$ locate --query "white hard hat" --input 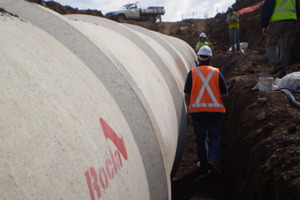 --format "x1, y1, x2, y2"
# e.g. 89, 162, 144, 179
199, 32, 207, 38
197, 46, 212, 56
197, 46, 212, 61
